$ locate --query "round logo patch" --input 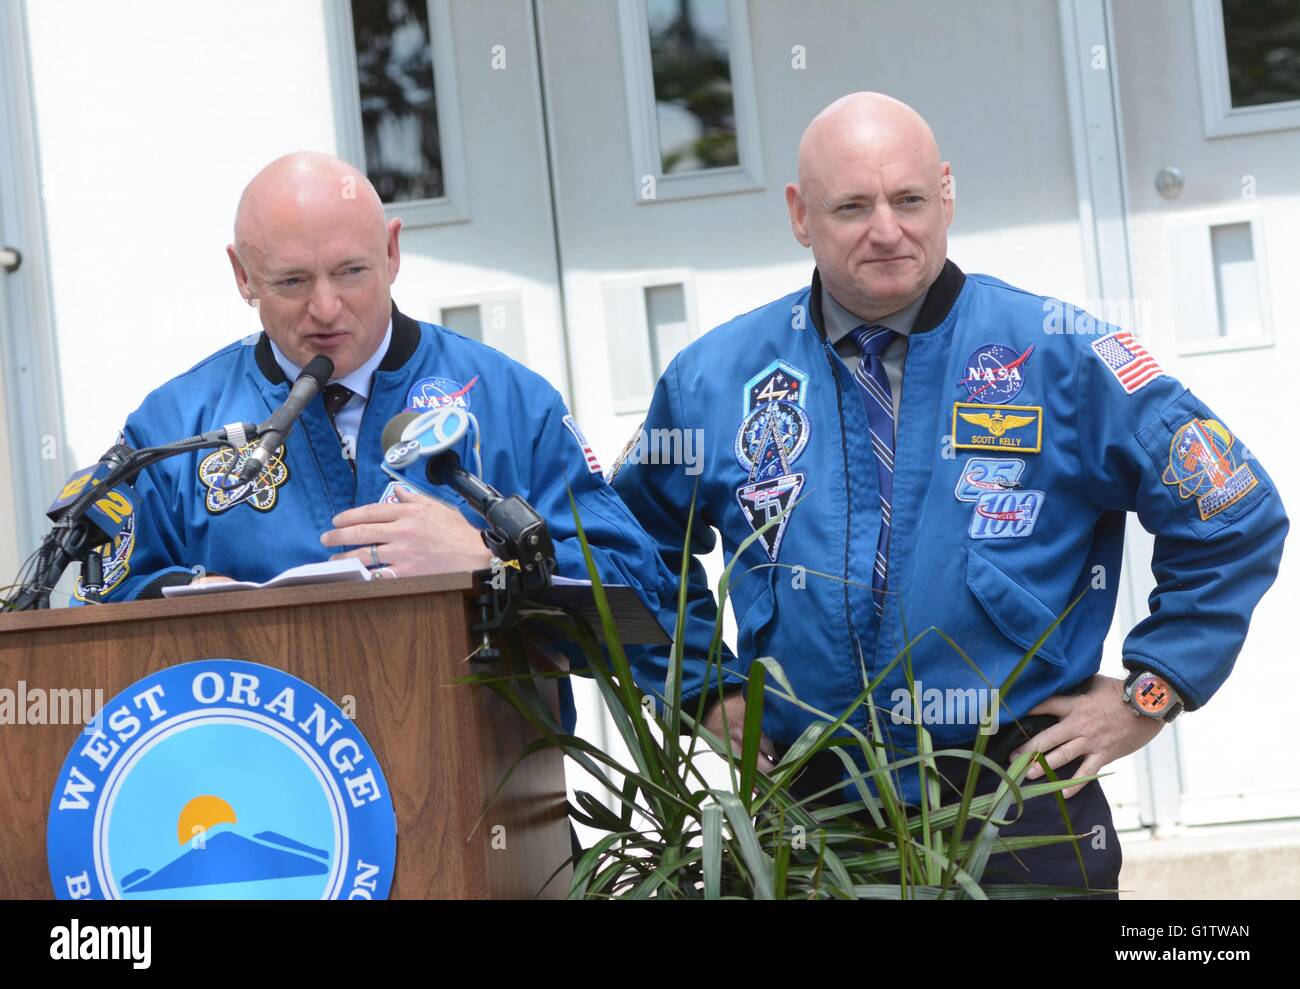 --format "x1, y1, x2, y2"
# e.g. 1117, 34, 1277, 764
1162, 417, 1236, 498
405, 374, 477, 412
47, 659, 397, 900
958, 343, 1033, 403
198, 443, 288, 514
734, 399, 810, 482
